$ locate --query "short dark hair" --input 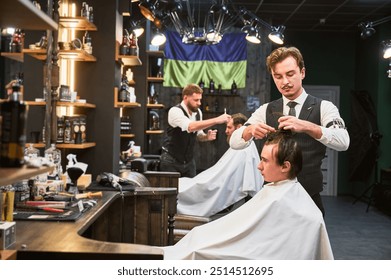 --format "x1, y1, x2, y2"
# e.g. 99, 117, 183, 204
265, 130, 302, 179
231, 113, 247, 127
